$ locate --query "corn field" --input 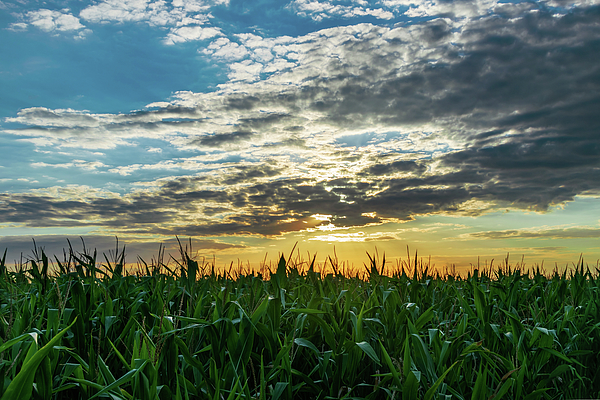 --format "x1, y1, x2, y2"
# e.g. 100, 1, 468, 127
1, 241, 599, 400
